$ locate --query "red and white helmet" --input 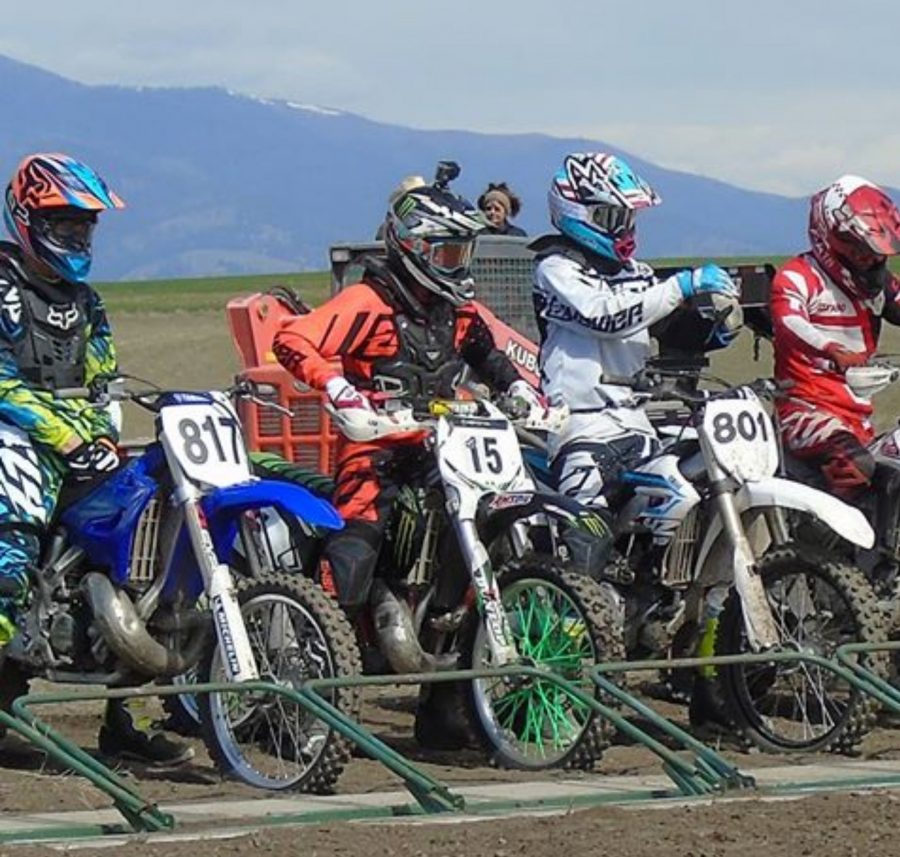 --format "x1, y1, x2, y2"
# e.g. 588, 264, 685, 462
809, 175, 900, 297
